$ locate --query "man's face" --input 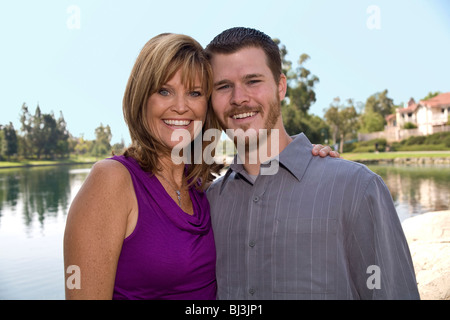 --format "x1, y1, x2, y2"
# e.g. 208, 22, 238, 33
210, 47, 287, 136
